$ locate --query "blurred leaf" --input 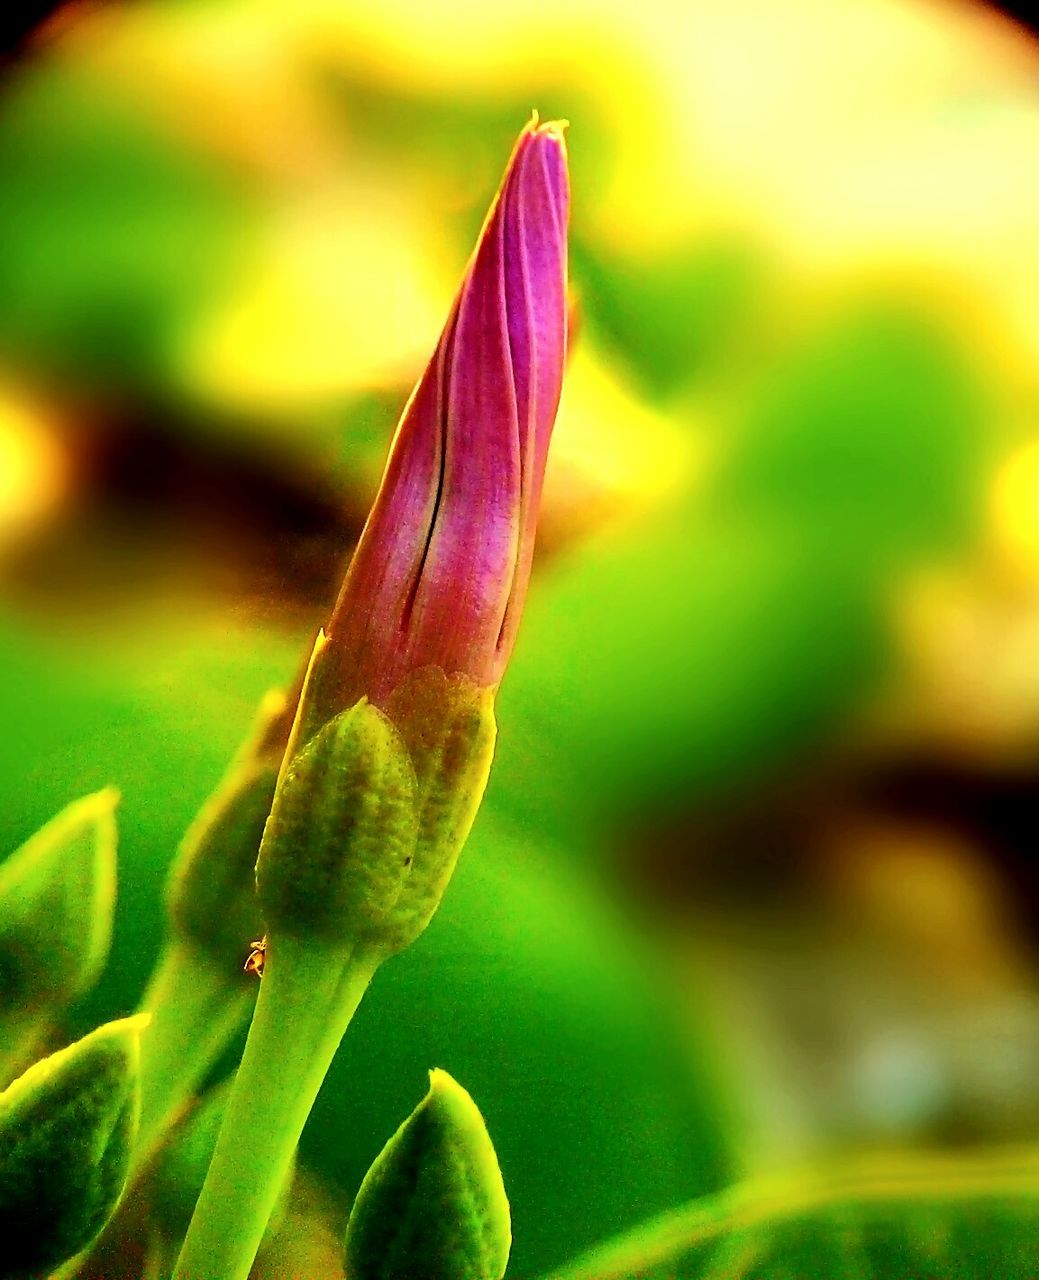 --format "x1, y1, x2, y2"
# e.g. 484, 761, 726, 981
495, 517, 883, 828
0, 789, 117, 1078
167, 757, 277, 971
572, 236, 765, 399
715, 297, 990, 568
344, 1070, 510, 1280
0, 606, 300, 1026
0, 1015, 145, 1279
545, 1149, 1039, 1280
0, 58, 257, 390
